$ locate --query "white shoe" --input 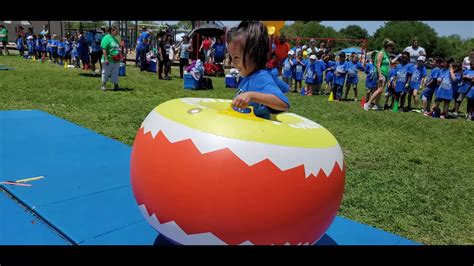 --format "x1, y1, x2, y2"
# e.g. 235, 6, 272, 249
363, 102, 371, 111
371, 105, 379, 111
452, 112, 458, 117
101, 85, 106, 91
